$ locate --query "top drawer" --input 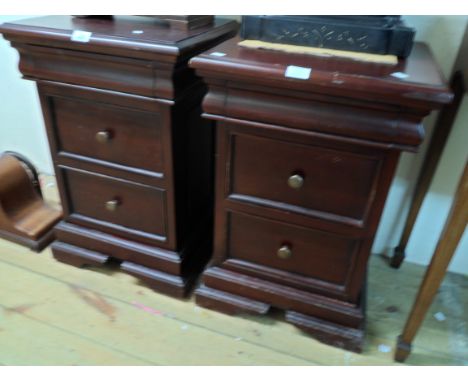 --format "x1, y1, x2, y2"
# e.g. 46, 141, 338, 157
229, 133, 382, 226
50, 95, 164, 175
